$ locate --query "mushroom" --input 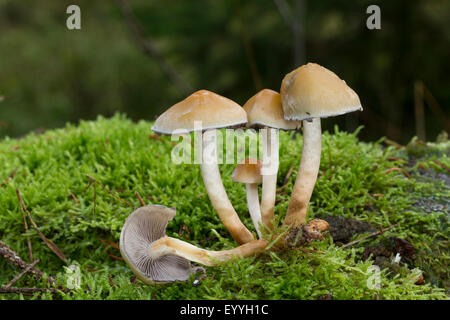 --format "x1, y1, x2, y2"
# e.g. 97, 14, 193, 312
243, 89, 300, 230
280, 63, 362, 227
151, 90, 254, 244
231, 158, 263, 238
120, 205, 268, 284
120, 205, 194, 284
